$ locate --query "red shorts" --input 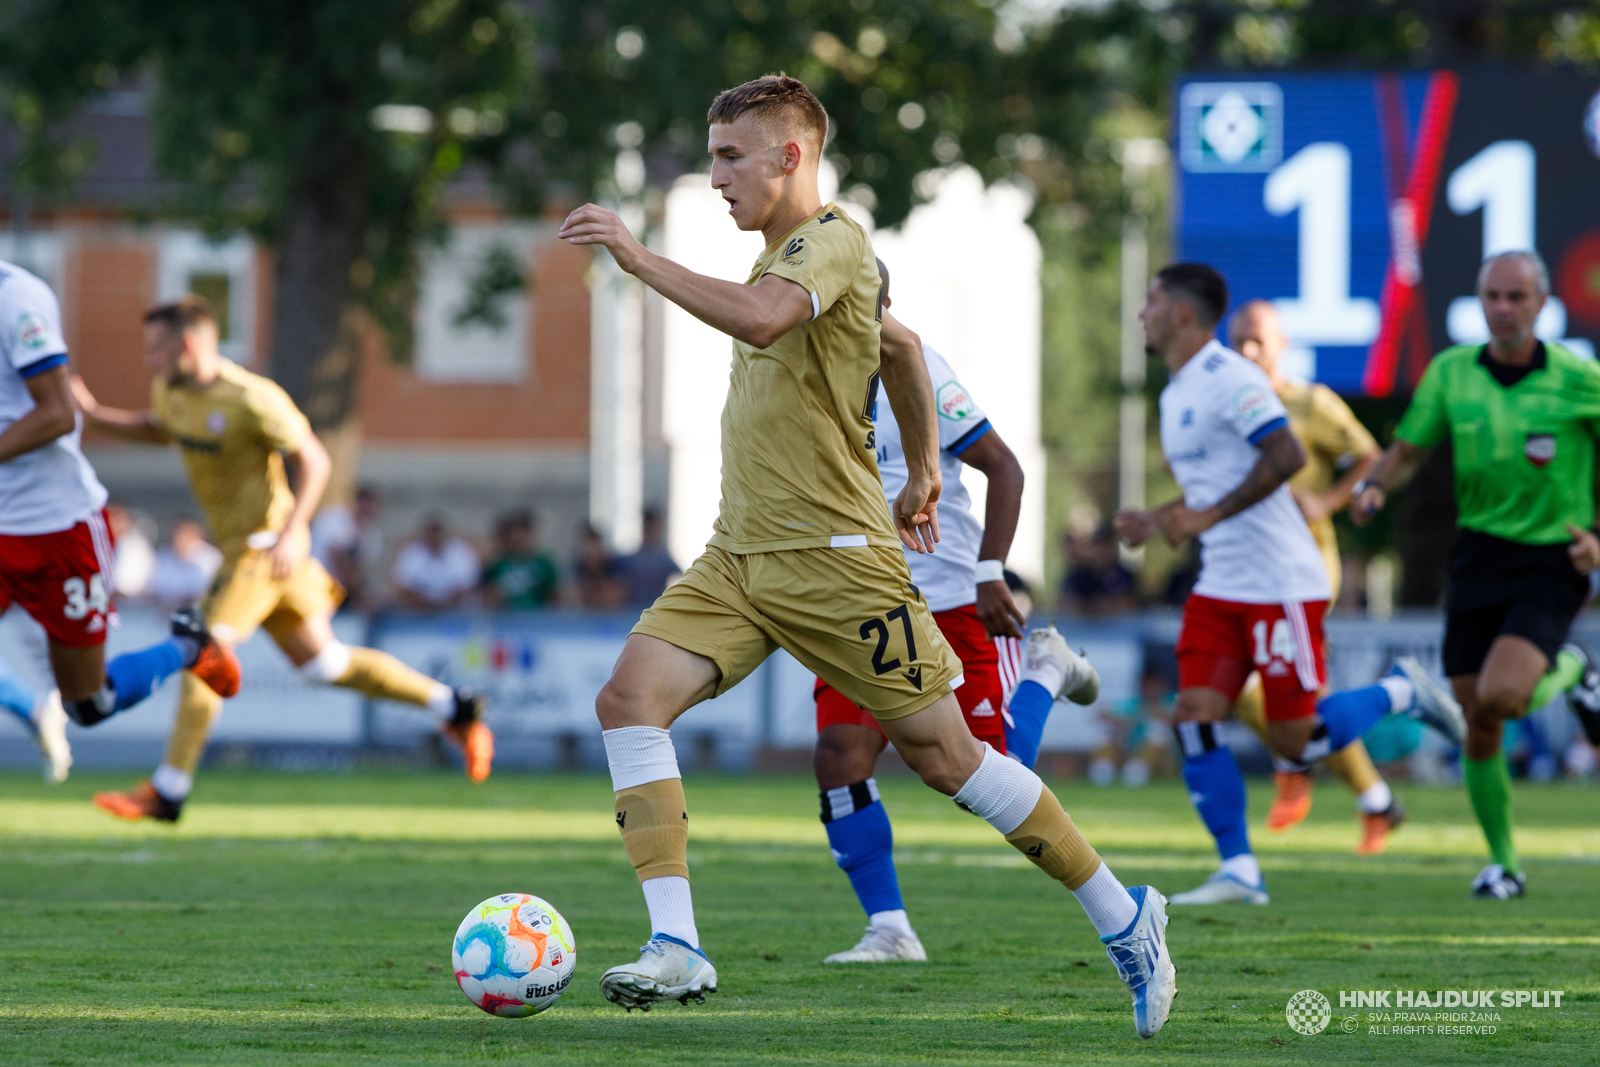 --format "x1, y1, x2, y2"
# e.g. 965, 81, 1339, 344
0, 510, 117, 647
815, 603, 1006, 752
1175, 594, 1327, 721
